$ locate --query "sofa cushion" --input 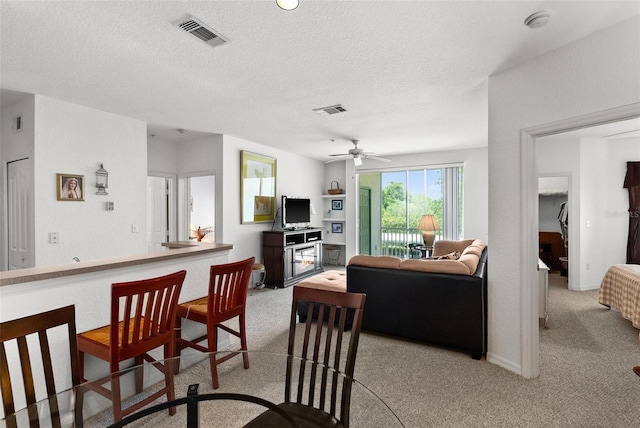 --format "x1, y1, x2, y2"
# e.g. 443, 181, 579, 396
399, 259, 472, 275
434, 251, 460, 260
432, 239, 474, 257
461, 239, 486, 256
348, 255, 401, 269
